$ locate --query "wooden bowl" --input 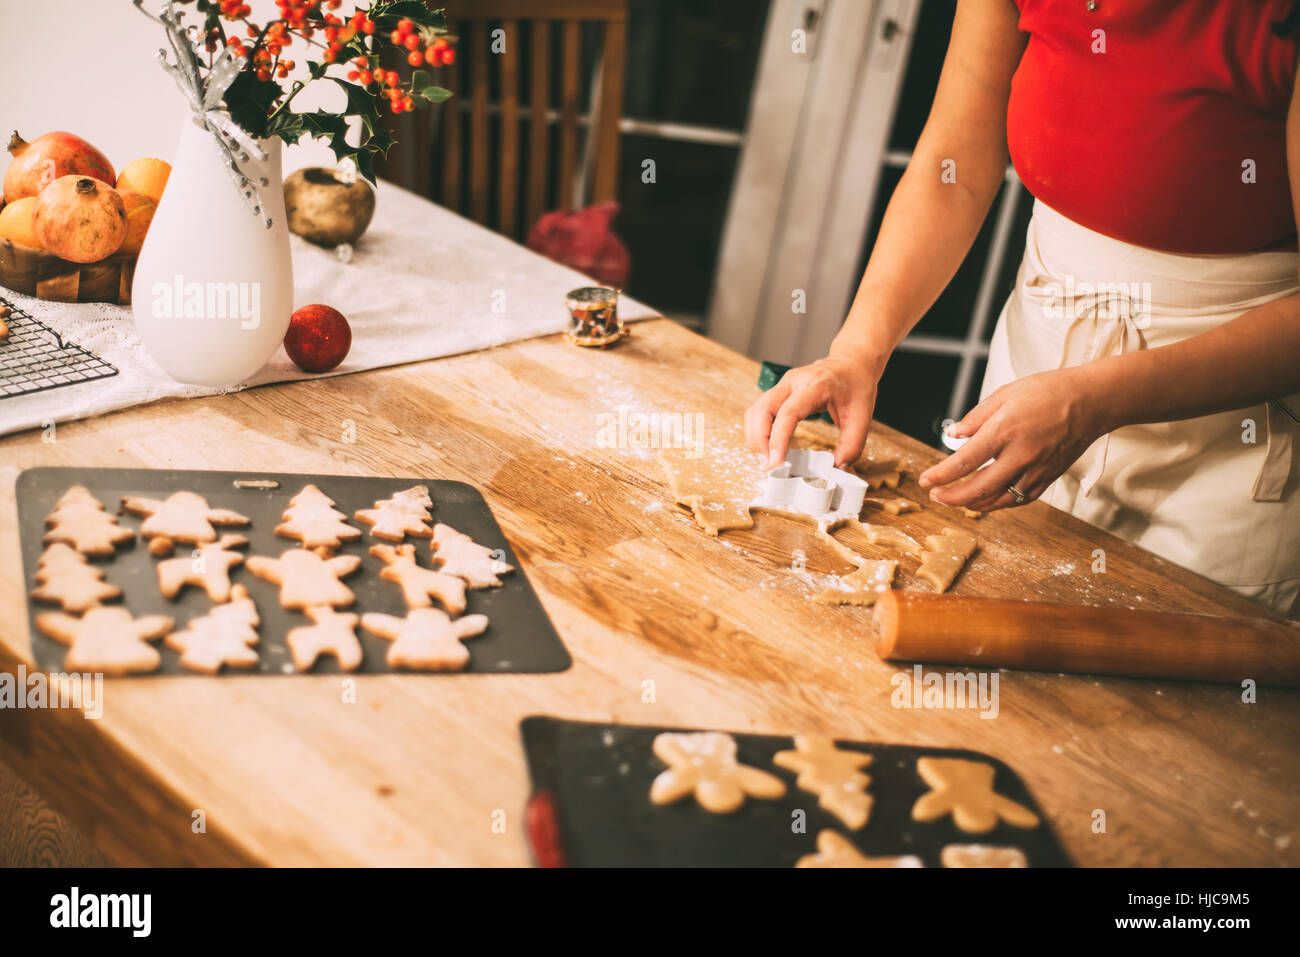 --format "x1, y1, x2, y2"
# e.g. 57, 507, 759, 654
0, 238, 137, 304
